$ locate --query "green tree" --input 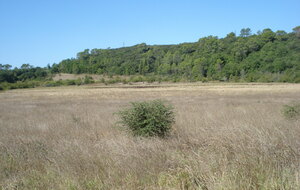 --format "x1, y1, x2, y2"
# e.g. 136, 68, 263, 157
240, 28, 251, 37
293, 26, 300, 38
